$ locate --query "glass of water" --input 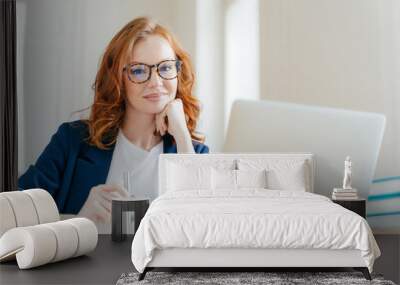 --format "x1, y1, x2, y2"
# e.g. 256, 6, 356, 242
122, 171, 134, 196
